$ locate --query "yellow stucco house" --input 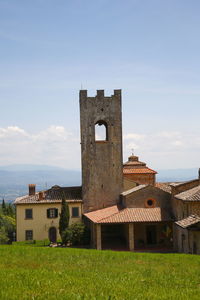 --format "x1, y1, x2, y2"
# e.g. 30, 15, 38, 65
15, 184, 82, 242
